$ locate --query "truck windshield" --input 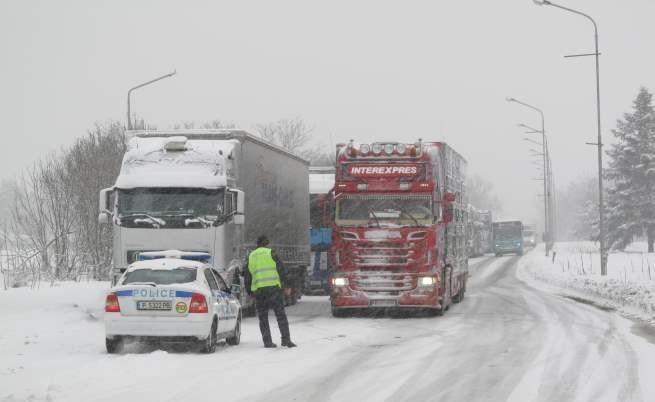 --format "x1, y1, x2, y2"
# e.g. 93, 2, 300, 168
117, 188, 223, 228
336, 194, 432, 227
